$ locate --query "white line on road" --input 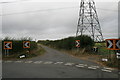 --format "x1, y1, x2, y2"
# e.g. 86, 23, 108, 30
5, 61, 13, 63
25, 61, 33, 63
103, 67, 114, 70
54, 62, 63, 64
88, 66, 100, 70
75, 64, 87, 68
101, 69, 112, 73
88, 67, 97, 70
33, 61, 43, 64
14, 61, 23, 63
92, 66, 100, 68
64, 63, 75, 66
43, 61, 53, 64
76, 65, 85, 68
